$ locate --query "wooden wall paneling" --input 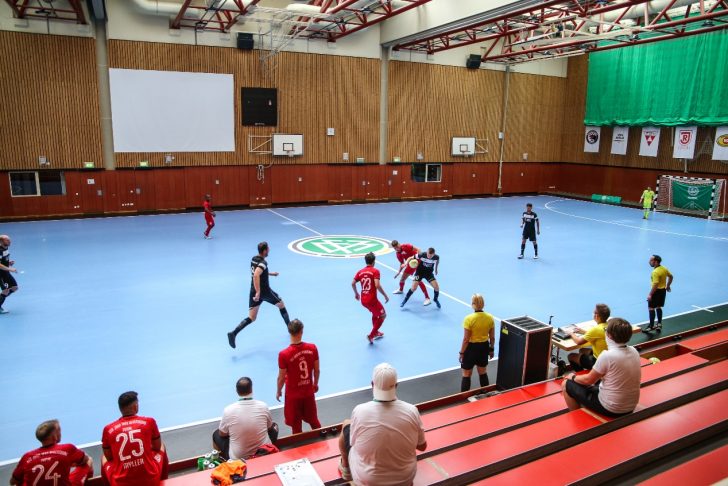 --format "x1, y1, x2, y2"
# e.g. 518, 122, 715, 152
133, 170, 156, 211
363, 165, 386, 200
77, 171, 106, 214
501, 163, 542, 194
299, 165, 329, 202
386, 164, 406, 199
8, 194, 42, 218
108, 42, 380, 167
106, 170, 136, 213
451, 162, 498, 196
249, 166, 272, 206
153, 169, 187, 210
328, 165, 354, 201
270, 165, 299, 204
0, 173, 15, 218
0, 31, 103, 171
63, 171, 84, 214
